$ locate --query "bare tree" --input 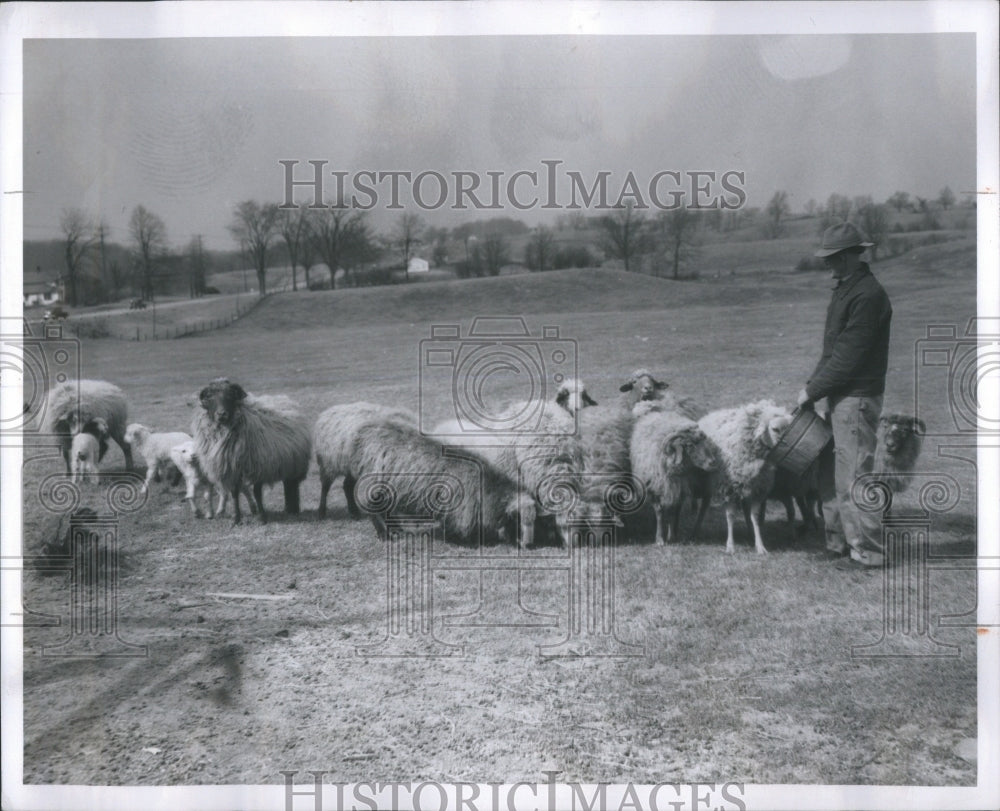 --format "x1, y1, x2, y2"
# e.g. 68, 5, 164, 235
937, 186, 956, 211
308, 205, 376, 287
229, 200, 279, 295
855, 202, 889, 262
887, 191, 911, 212
393, 213, 425, 280
93, 220, 111, 300
599, 203, 648, 273
762, 190, 790, 239
479, 233, 509, 277
524, 226, 556, 272
59, 209, 95, 307
278, 206, 311, 292
129, 205, 167, 301
186, 235, 209, 297
655, 208, 700, 280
